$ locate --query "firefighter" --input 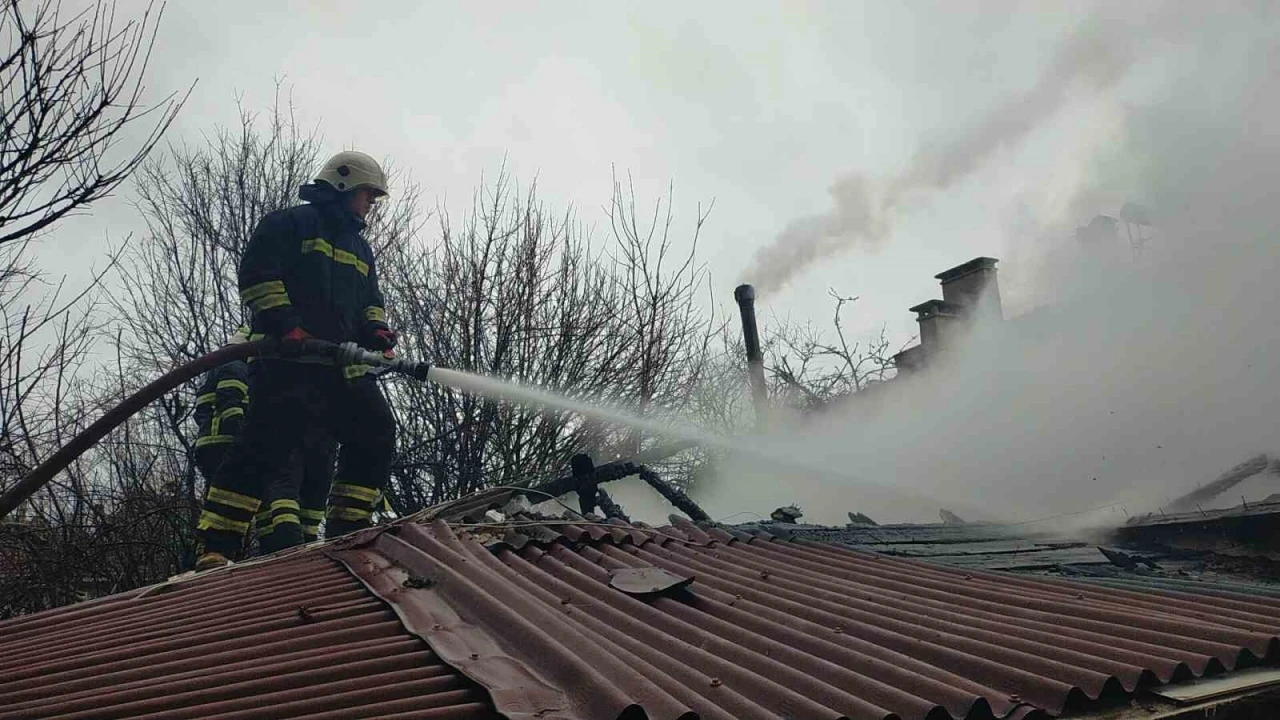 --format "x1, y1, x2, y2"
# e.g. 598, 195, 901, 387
192, 326, 339, 555
194, 150, 400, 571
192, 327, 251, 483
